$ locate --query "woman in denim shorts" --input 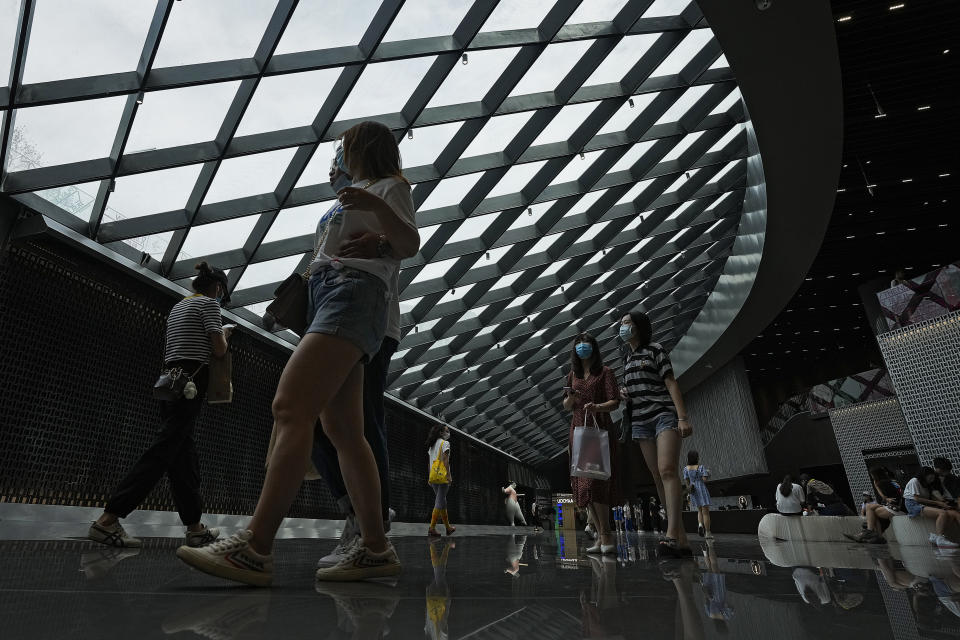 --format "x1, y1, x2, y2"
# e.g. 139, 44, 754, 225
902, 467, 960, 549
178, 121, 419, 586
619, 310, 693, 558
